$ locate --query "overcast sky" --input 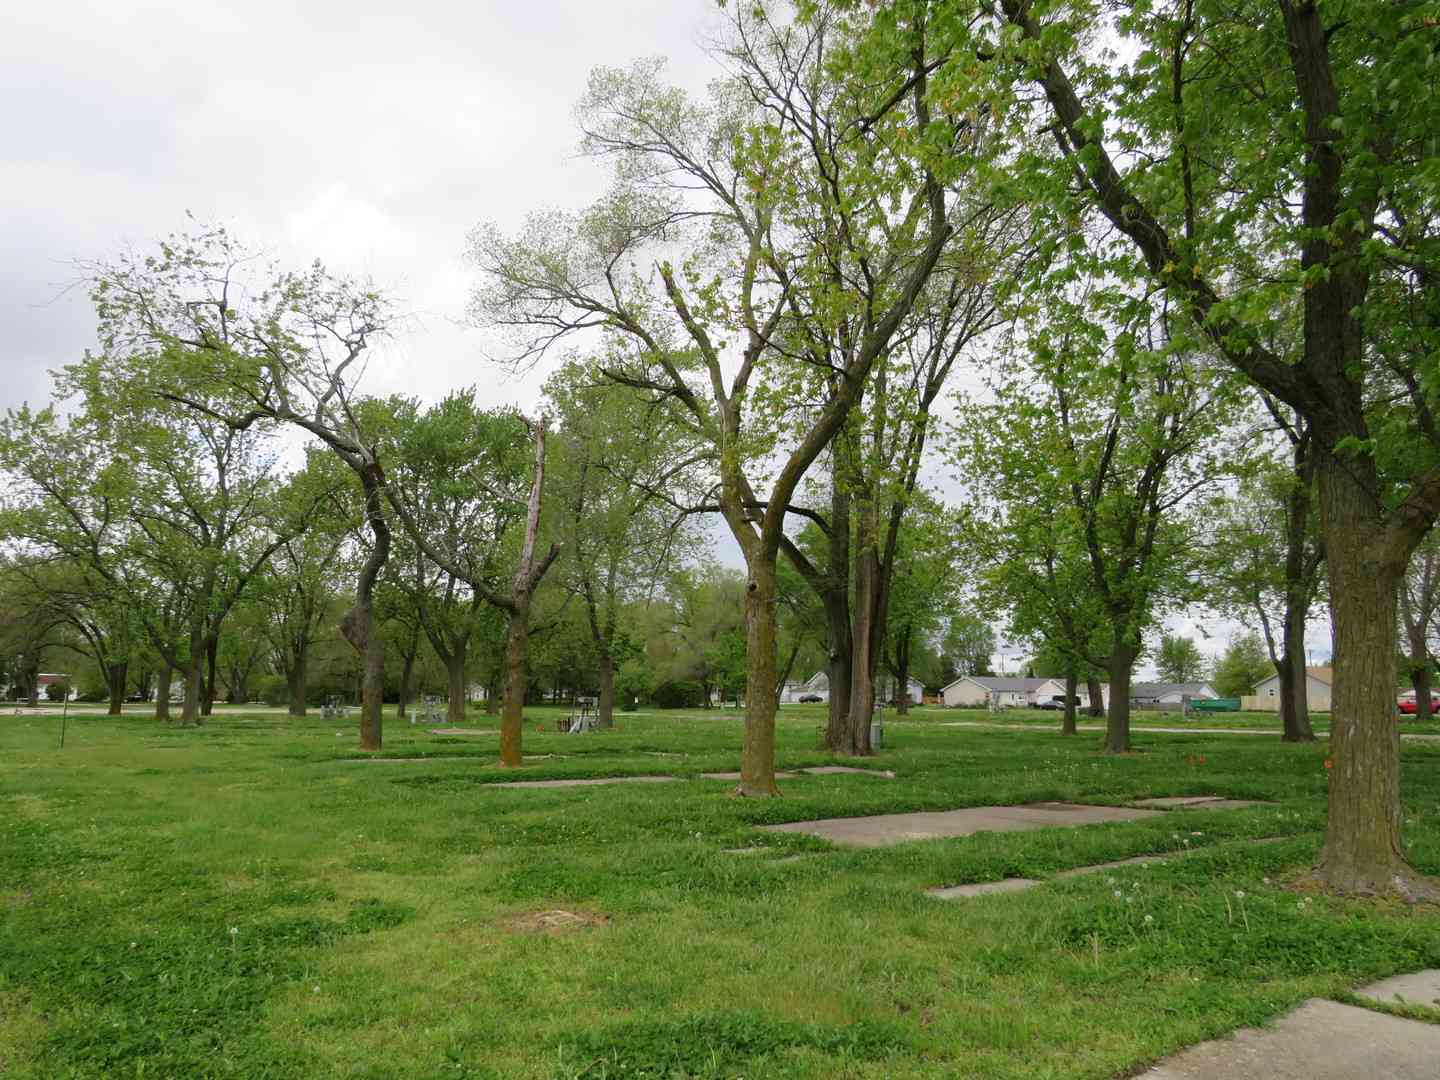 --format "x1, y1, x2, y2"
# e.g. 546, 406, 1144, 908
2, 1, 1331, 678
3, 1, 729, 417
